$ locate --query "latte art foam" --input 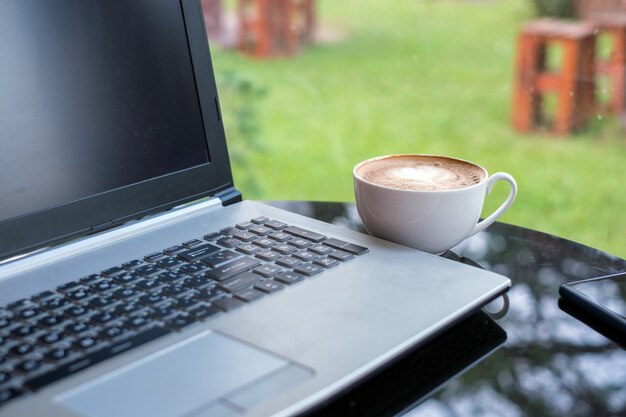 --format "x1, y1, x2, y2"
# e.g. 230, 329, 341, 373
357, 155, 485, 191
